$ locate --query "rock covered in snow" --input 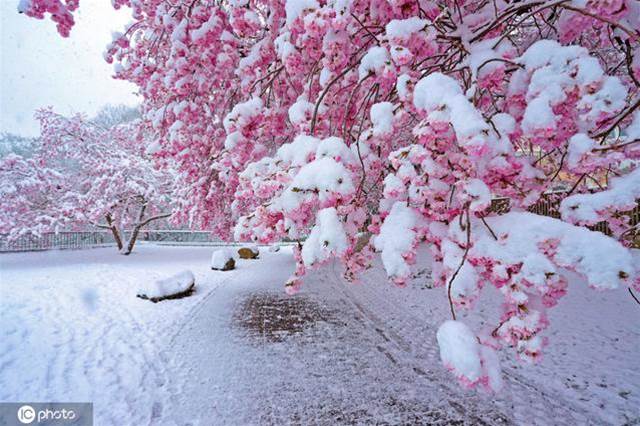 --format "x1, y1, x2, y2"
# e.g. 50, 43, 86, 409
136, 270, 195, 303
212, 249, 236, 270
